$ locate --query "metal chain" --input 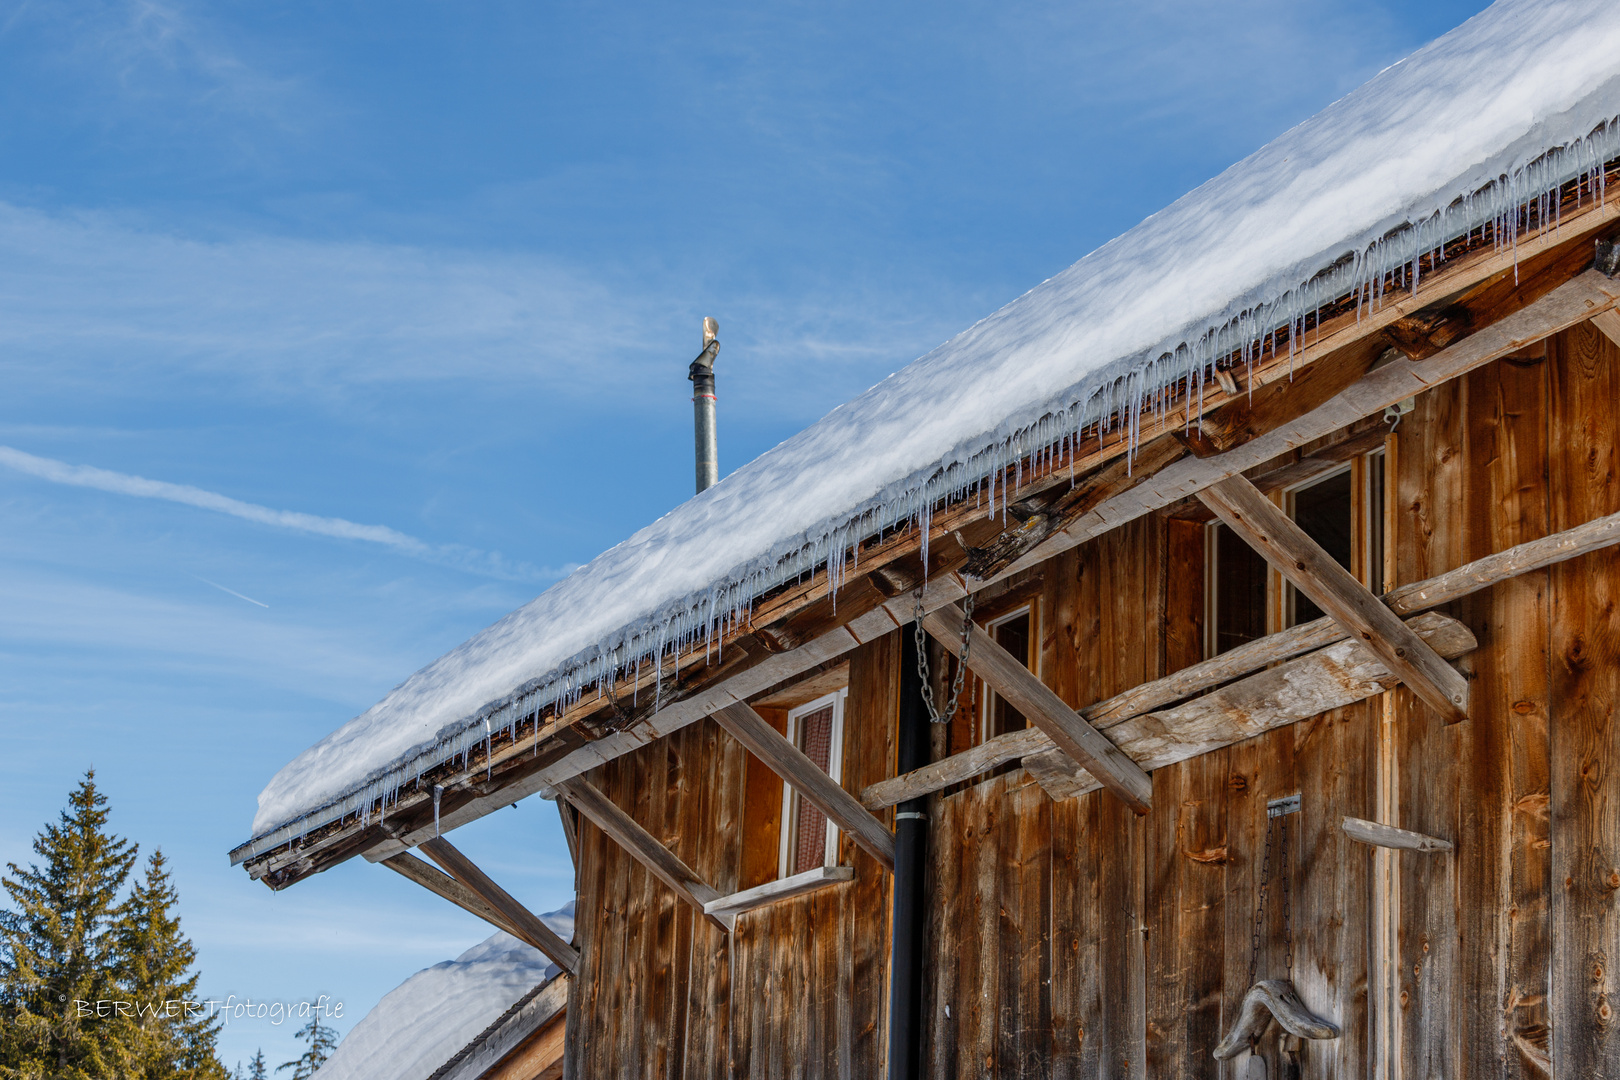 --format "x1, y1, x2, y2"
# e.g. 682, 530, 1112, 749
1280, 814, 1294, 977
1246, 813, 1273, 991
1246, 811, 1296, 990
913, 590, 975, 724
